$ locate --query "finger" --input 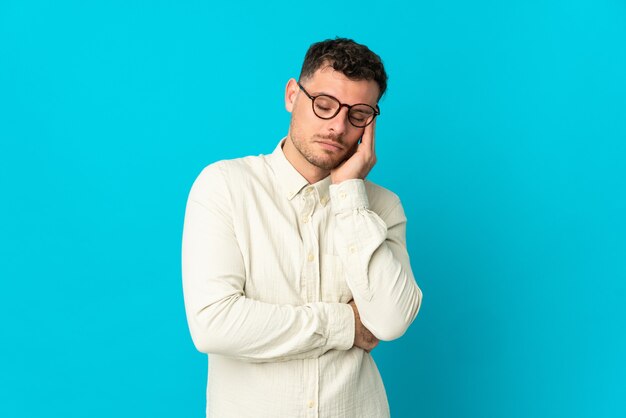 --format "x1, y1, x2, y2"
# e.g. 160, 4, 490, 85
370, 118, 376, 153
359, 119, 375, 153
